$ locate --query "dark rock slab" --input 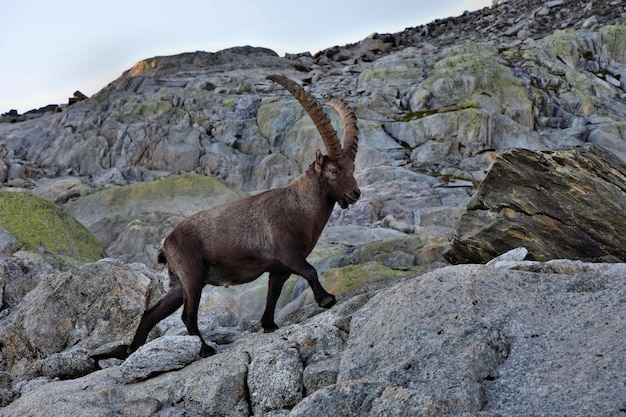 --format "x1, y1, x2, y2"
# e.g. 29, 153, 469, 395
445, 145, 626, 263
